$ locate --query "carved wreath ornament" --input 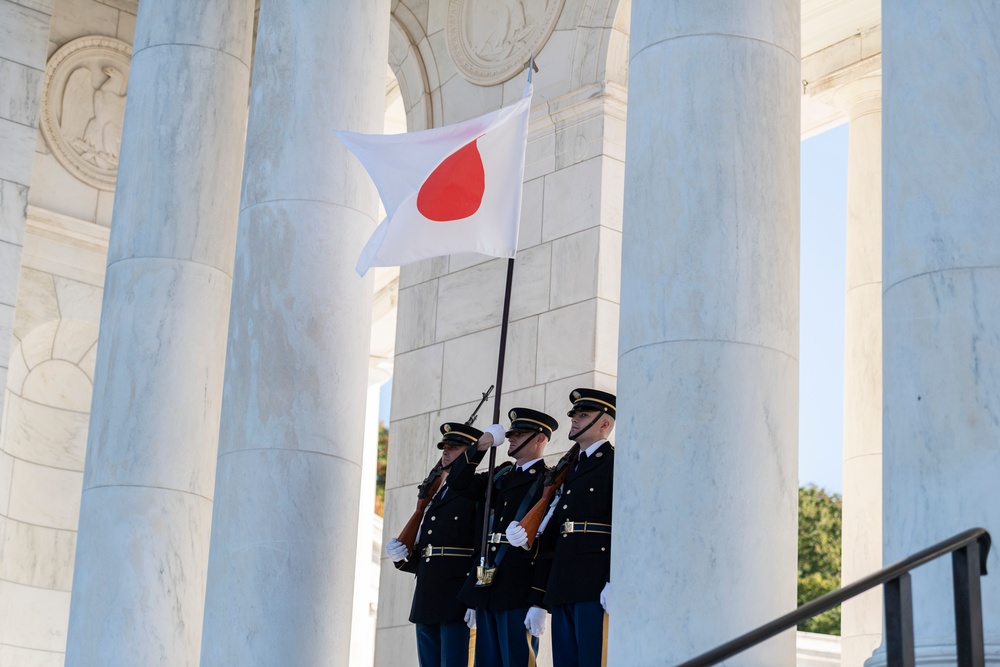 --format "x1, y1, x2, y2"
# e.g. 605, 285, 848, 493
447, 0, 565, 85
40, 36, 132, 191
